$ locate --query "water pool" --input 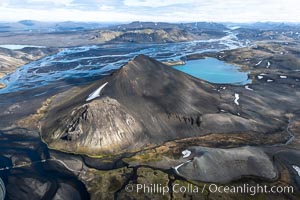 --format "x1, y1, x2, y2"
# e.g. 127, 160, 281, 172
173, 58, 250, 85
